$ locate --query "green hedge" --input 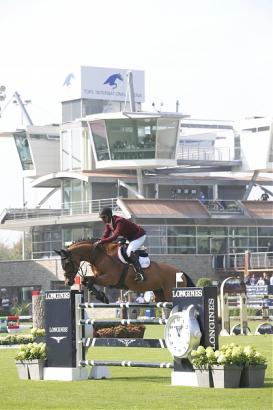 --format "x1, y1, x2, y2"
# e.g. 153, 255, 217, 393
0, 334, 33, 345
